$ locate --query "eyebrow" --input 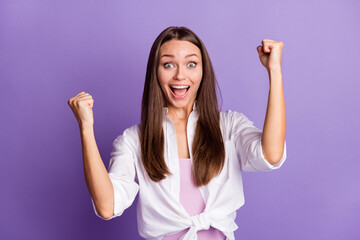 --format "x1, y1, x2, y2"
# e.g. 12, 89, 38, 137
160, 54, 199, 59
